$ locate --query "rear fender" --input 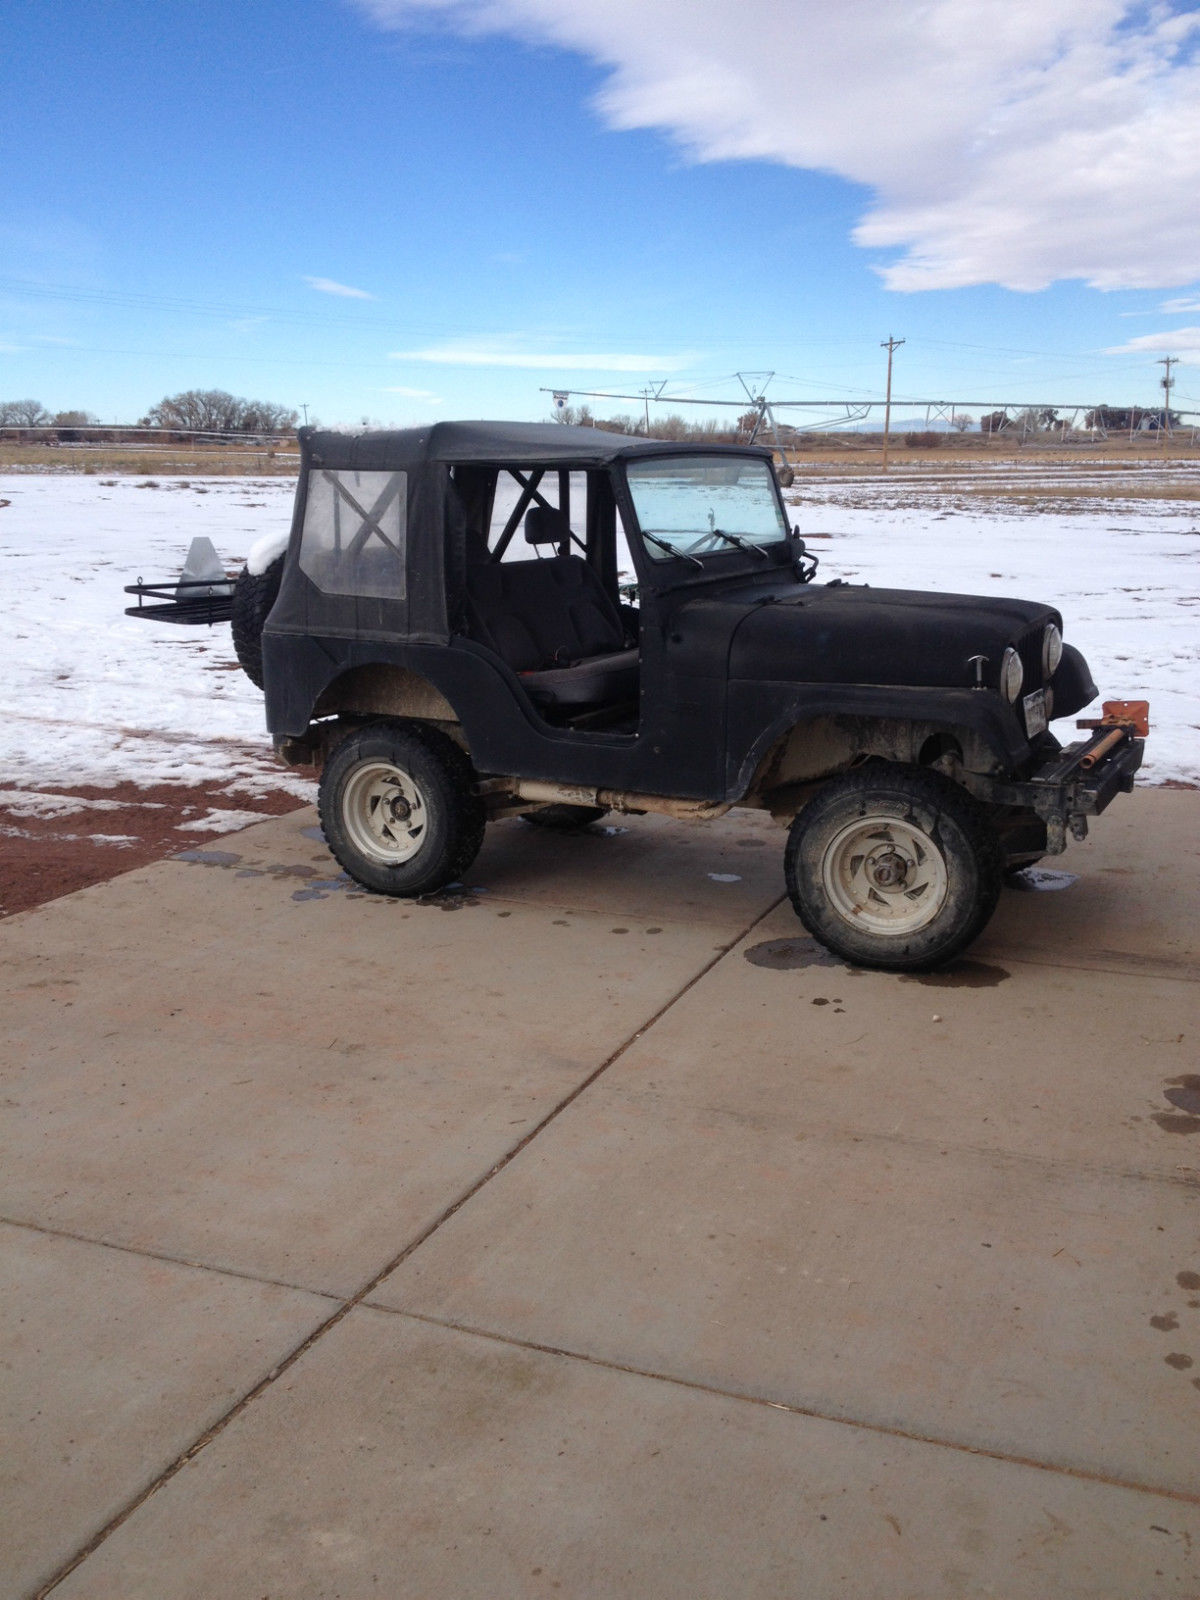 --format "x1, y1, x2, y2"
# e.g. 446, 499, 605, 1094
313, 663, 459, 724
